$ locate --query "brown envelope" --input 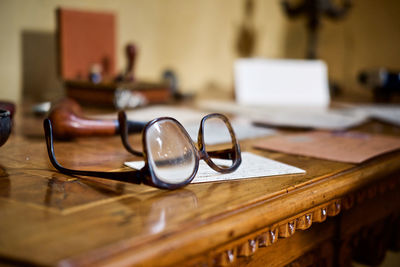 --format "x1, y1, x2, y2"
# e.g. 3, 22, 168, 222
254, 131, 400, 163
